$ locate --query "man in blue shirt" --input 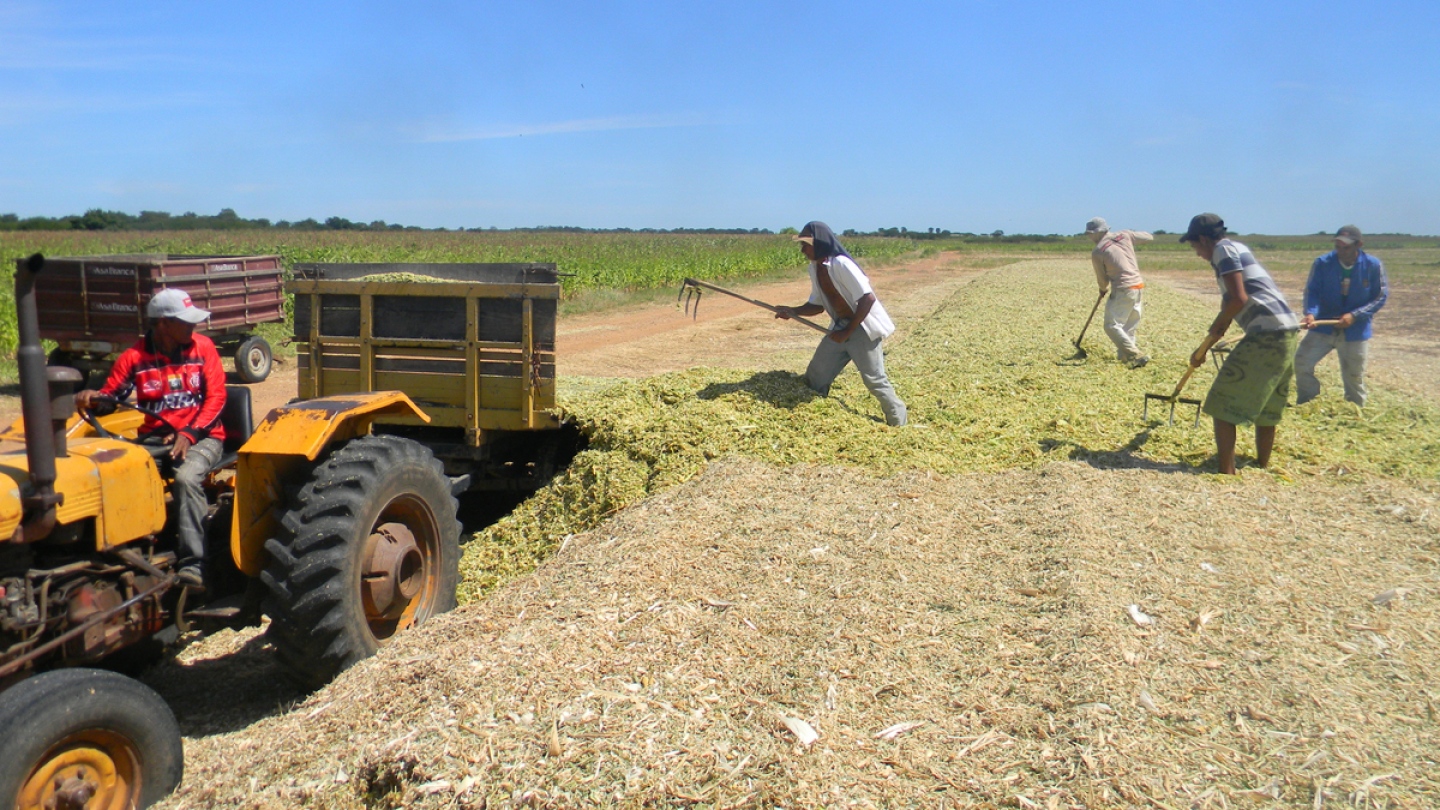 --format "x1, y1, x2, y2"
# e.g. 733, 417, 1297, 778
1295, 225, 1389, 407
